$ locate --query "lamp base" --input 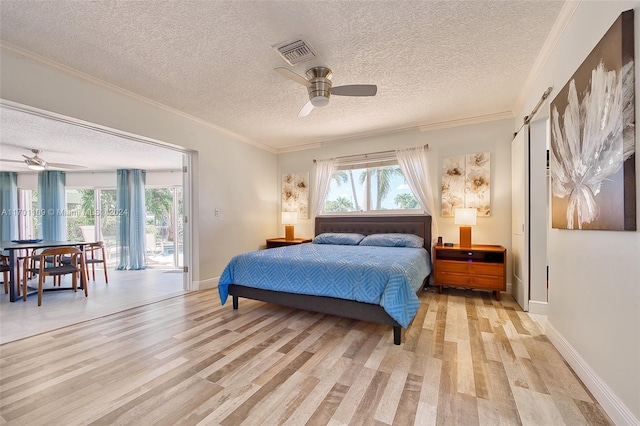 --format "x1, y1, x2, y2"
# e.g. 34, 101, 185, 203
285, 225, 295, 241
459, 226, 472, 248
